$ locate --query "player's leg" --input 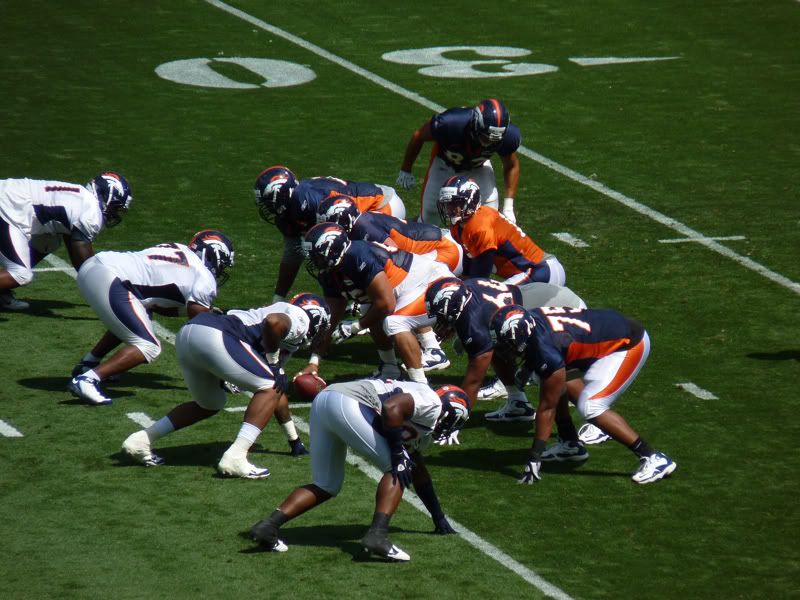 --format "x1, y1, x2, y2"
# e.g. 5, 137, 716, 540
484, 349, 536, 421
273, 392, 308, 456
470, 161, 499, 210
419, 157, 452, 224
0, 217, 34, 310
